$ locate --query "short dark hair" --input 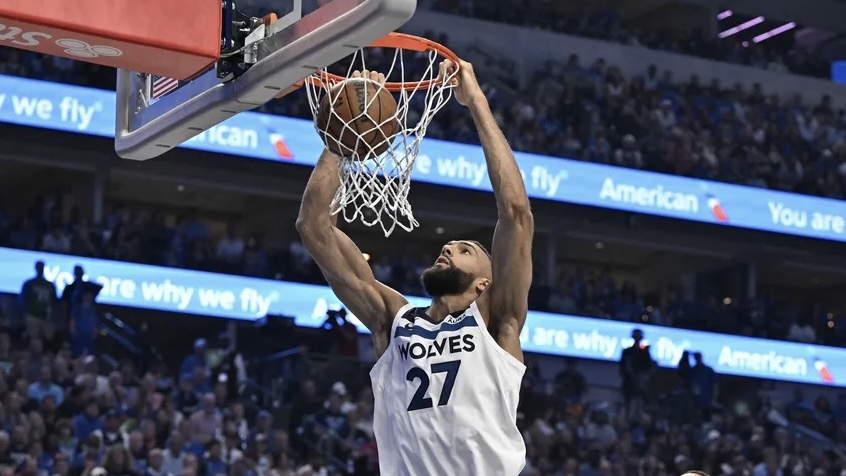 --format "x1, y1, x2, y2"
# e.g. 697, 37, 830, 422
467, 240, 491, 259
